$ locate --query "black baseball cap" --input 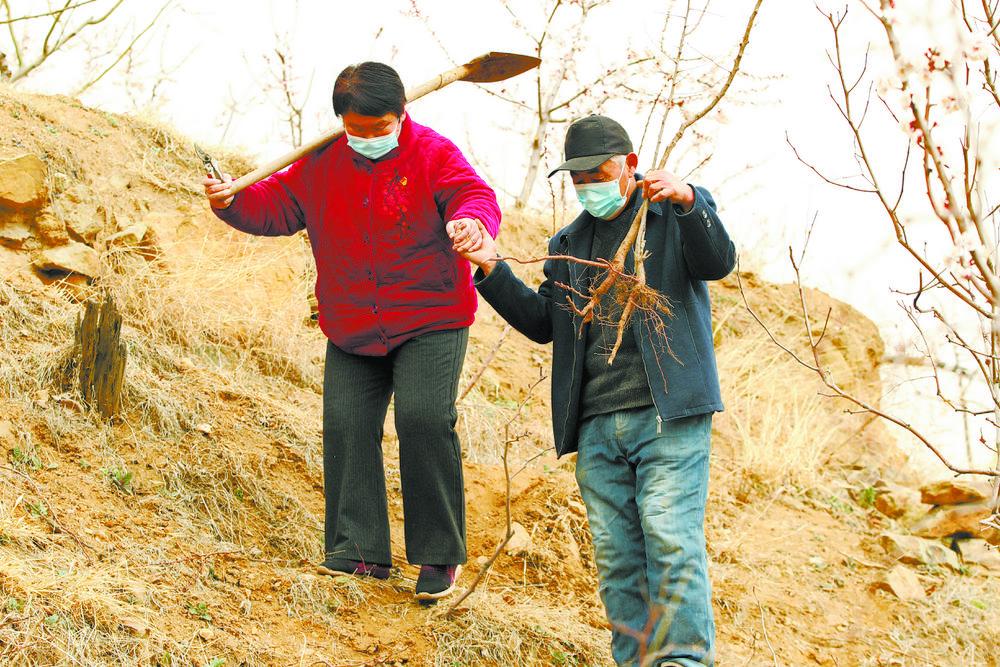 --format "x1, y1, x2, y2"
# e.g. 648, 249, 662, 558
548, 115, 634, 177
